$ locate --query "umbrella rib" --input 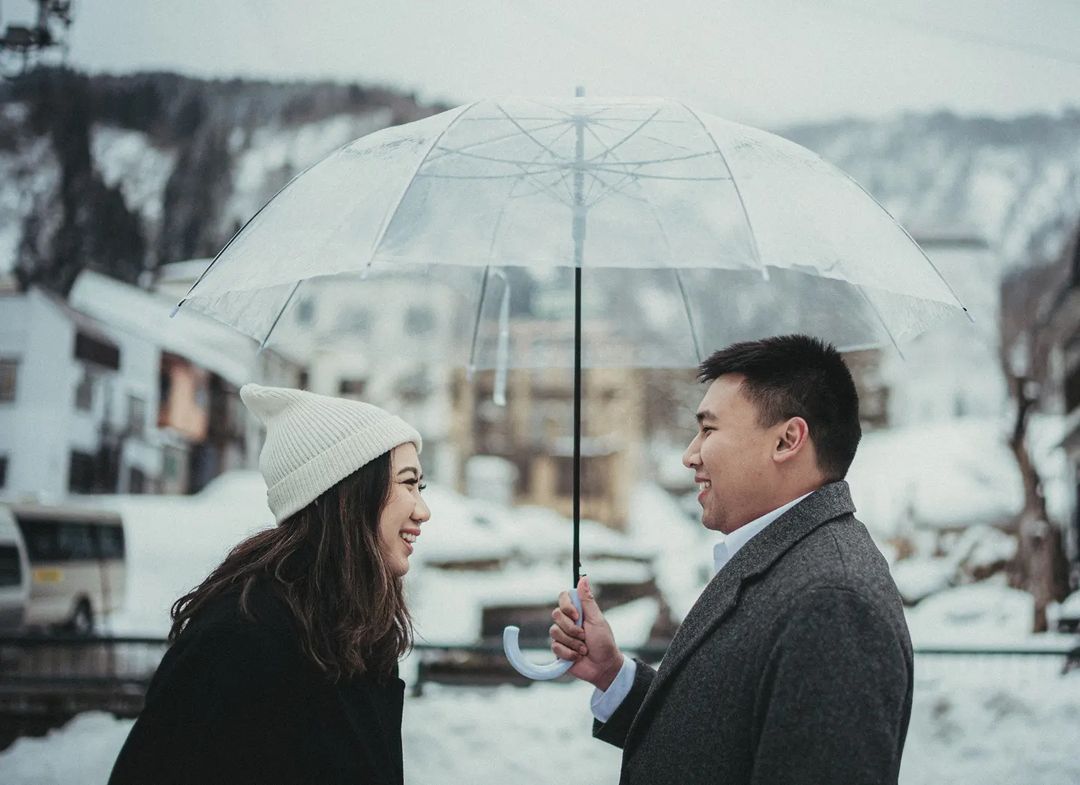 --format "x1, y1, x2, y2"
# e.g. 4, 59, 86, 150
672, 269, 704, 363
584, 173, 642, 209
587, 150, 722, 168
580, 122, 632, 203
832, 163, 972, 319
516, 161, 576, 207
417, 168, 565, 181
366, 102, 478, 265
416, 168, 574, 207
586, 169, 733, 181
485, 126, 580, 258
584, 117, 696, 154
676, 101, 764, 270
173, 137, 341, 314
496, 102, 571, 161
258, 280, 303, 351
855, 285, 906, 361
424, 119, 571, 163
583, 108, 662, 163
467, 266, 493, 374
428, 146, 566, 169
